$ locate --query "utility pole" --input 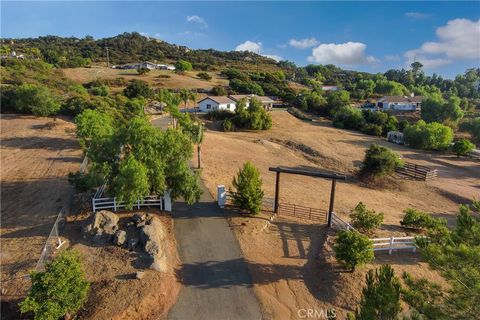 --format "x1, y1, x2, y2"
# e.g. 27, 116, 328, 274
106, 45, 110, 68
